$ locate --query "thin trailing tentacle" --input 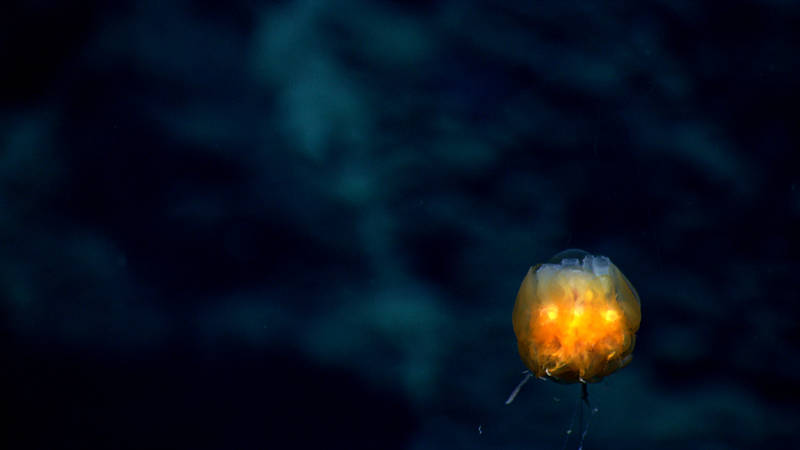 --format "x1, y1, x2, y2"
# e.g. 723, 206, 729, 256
562, 382, 597, 450
504, 371, 532, 405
